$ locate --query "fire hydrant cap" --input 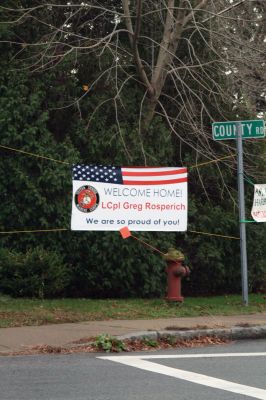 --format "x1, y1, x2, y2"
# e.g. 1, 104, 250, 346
163, 247, 185, 262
